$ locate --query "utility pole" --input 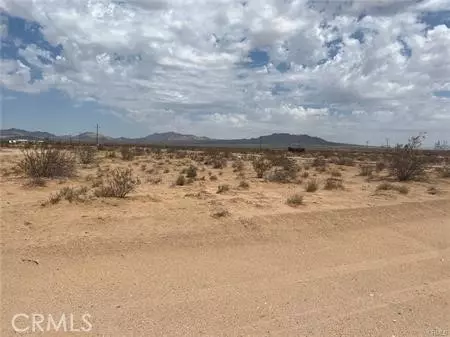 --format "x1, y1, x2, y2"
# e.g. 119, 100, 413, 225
386, 138, 390, 148
96, 124, 100, 147
259, 136, 262, 152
